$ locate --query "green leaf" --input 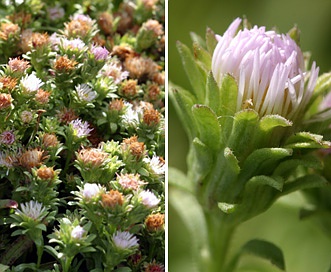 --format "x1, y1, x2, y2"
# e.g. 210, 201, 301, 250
170, 84, 197, 141
282, 174, 328, 195
169, 187, 207, 272
205, 72, 221, 116
190, 32, 206, 49
206, 27, 217, 55
285, 132, 331, 149
241, 239, 286, 270
114, 267, 132, 272
168, 167, 194, 193
176, 41, 206, 102
0, 264, 9, 272
187, 138, 213, 185
217, 202, 237, 214
192, 104, 221, 150
308, 72, 331, 108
